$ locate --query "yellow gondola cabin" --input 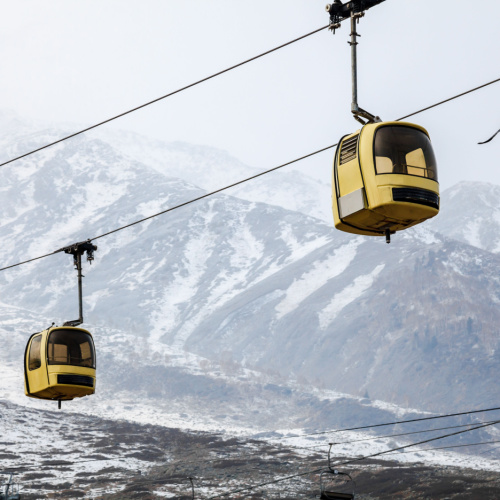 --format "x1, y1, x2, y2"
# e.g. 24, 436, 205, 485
24, 326, 96, 402
332, 121, 439, 242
